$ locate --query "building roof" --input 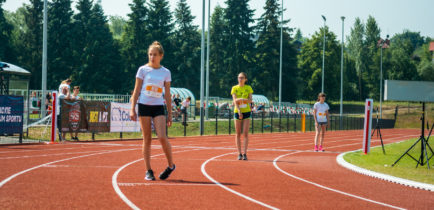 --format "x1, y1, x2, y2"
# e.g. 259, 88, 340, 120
0, 62, 31, 76
430, 42, 434, 52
